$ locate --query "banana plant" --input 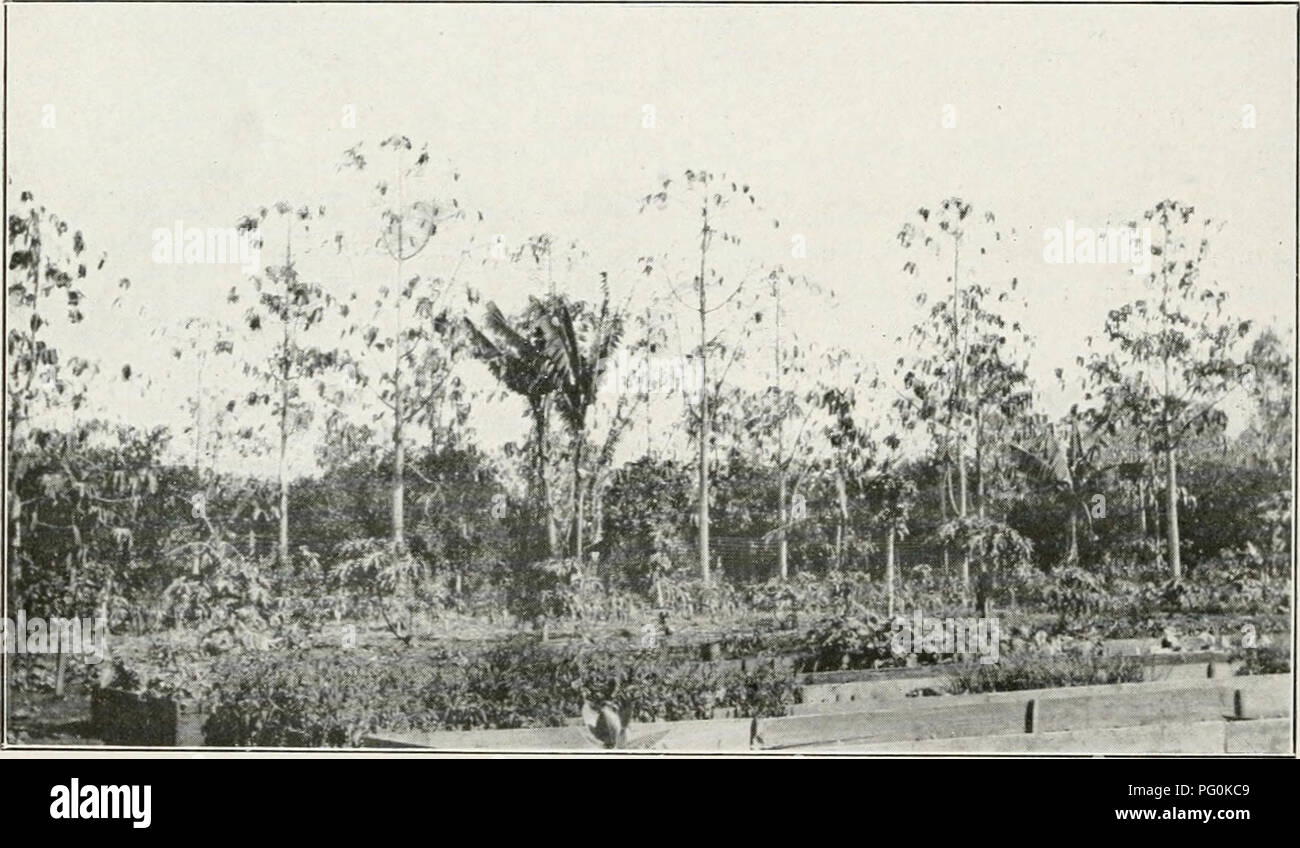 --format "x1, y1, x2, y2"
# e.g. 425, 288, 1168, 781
1008, 411, 1111, 565
464, 299, 562, 555
537, 286, 625, 561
